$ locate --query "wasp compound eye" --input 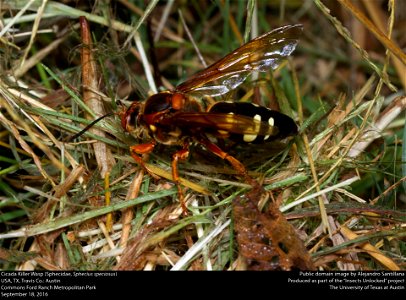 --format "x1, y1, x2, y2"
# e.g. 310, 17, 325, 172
122, 102, 143, 132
